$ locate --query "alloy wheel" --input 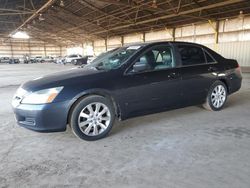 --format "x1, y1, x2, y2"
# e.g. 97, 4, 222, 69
211, 85, 226, 108
78, 102, 111, 136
